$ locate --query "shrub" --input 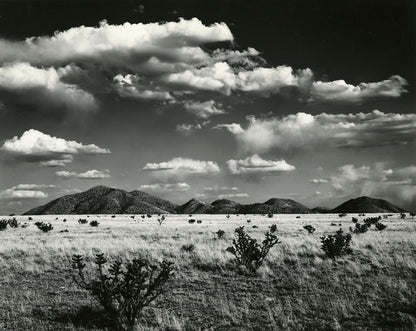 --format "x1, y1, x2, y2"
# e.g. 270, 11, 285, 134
363, 216, 381, 226
188, 219, 196, 224
111, 215, 116, 218
246, 219, 251, 224
375, 222, 387, 231
269, 224, 277, 233
267, 213, 273, 218
320, 229, 352, 258
28, 217, 33, 221
350, 223, 369, 234
338, 213, 347, 217
89, 220, 99, 227
215, 229, 225, 239
35, 222, 53, 232
410, 211, 416, 217
72, 253, 174, 331
146, 214, 152, 218
8, 218, 19, 228
226, 226, 280, 272
351, 217, 358, 223
157, 215, 166, 226
0, 219, 8, 231
78, 218, 88, 224
303, 225, 315, 234
400, 213, 406, 219
181, 244, 196, 253
196, 220, 202, 224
